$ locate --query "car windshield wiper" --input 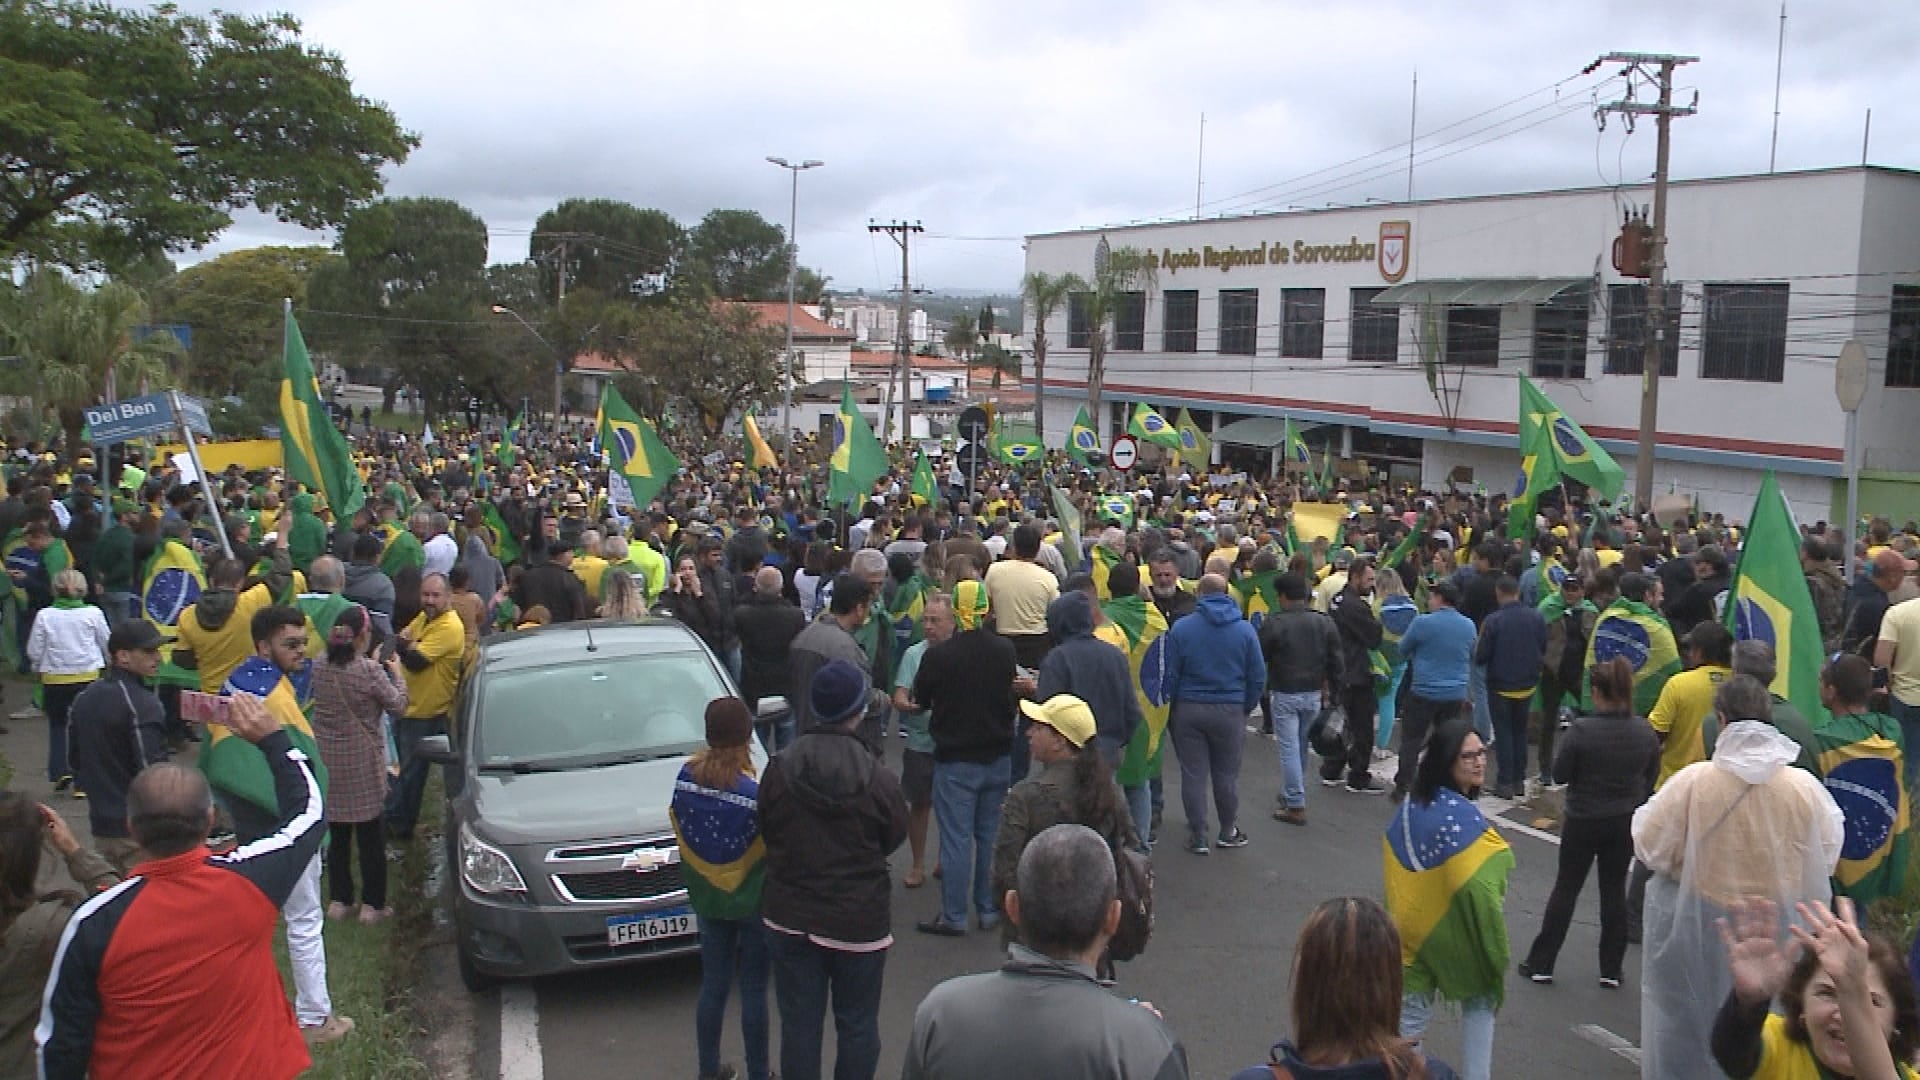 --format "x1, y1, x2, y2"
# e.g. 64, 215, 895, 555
571, 750, 681, 768
476, 760, 571, 774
